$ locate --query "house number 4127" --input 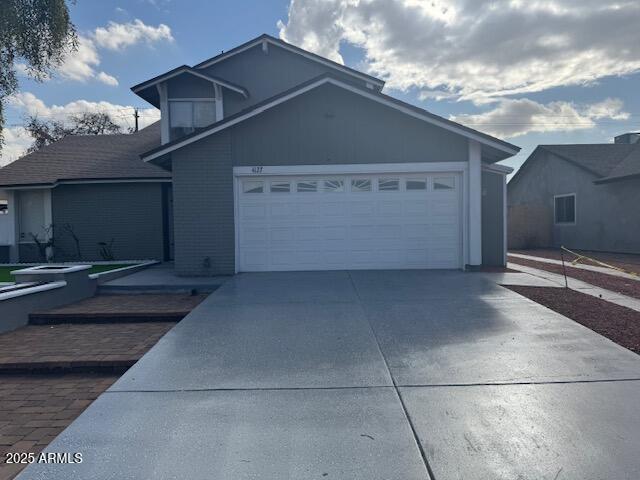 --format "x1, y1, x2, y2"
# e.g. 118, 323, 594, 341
251, 166, 263, 173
